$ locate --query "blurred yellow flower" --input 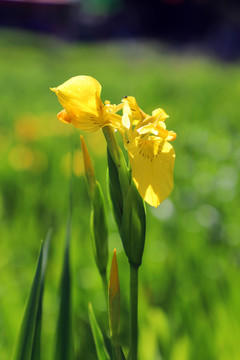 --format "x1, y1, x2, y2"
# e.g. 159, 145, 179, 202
60, 150, 84, 178
122, 96, 176, 208
51, 76, 122, 132
8, 145, 48, 173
